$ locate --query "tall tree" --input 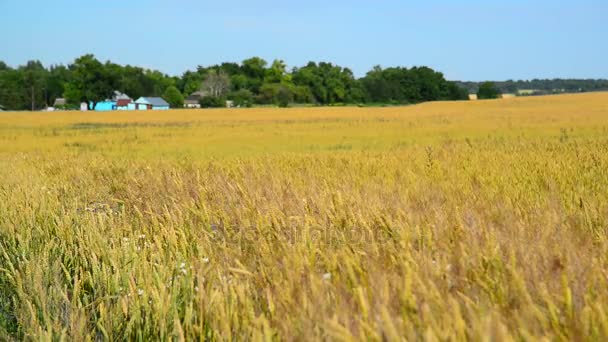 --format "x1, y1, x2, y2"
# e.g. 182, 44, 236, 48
241, 57, 267, 93
201, 70, 231, 98
477, 82, 500, 99
22, 61, 47, 110
163, 85, 184, 108
67, 55, 114, 109
265, 59, 290, 83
